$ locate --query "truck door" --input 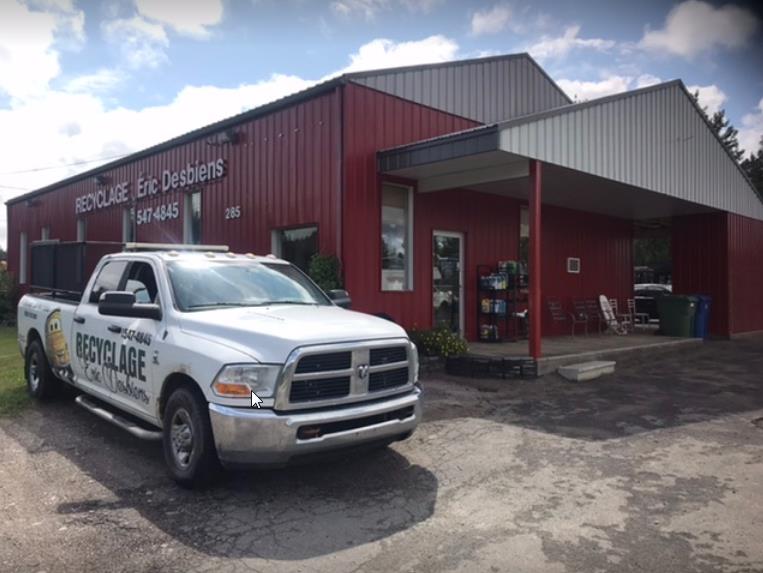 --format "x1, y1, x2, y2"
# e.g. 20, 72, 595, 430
71, 259, 162, 420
